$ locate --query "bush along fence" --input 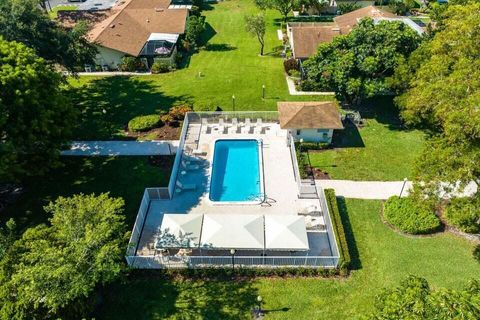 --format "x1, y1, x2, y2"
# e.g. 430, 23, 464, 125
324, 189, 351, 273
